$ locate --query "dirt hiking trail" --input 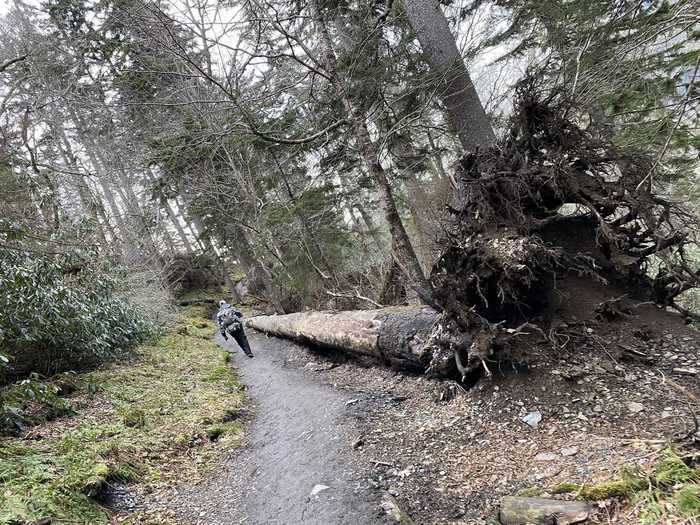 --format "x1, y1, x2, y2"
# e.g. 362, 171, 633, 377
176, 332, 391, 525
168, 306, 699, 525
